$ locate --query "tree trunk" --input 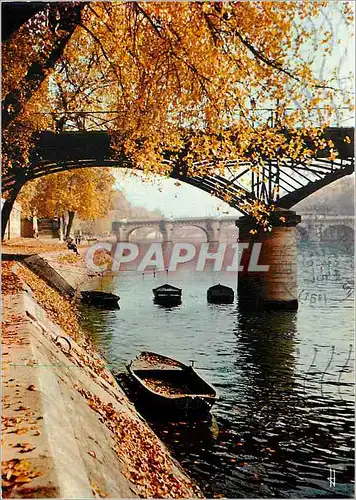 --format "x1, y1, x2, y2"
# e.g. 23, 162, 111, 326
1, 183, 23, 241
58, 215, 65, 242
65, 210, 75, 239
